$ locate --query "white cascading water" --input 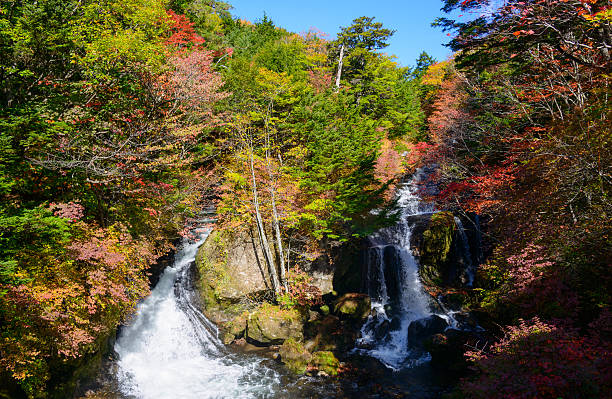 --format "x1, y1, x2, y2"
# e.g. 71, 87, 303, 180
356, 170, 436, 370
114, 228, 280, 399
